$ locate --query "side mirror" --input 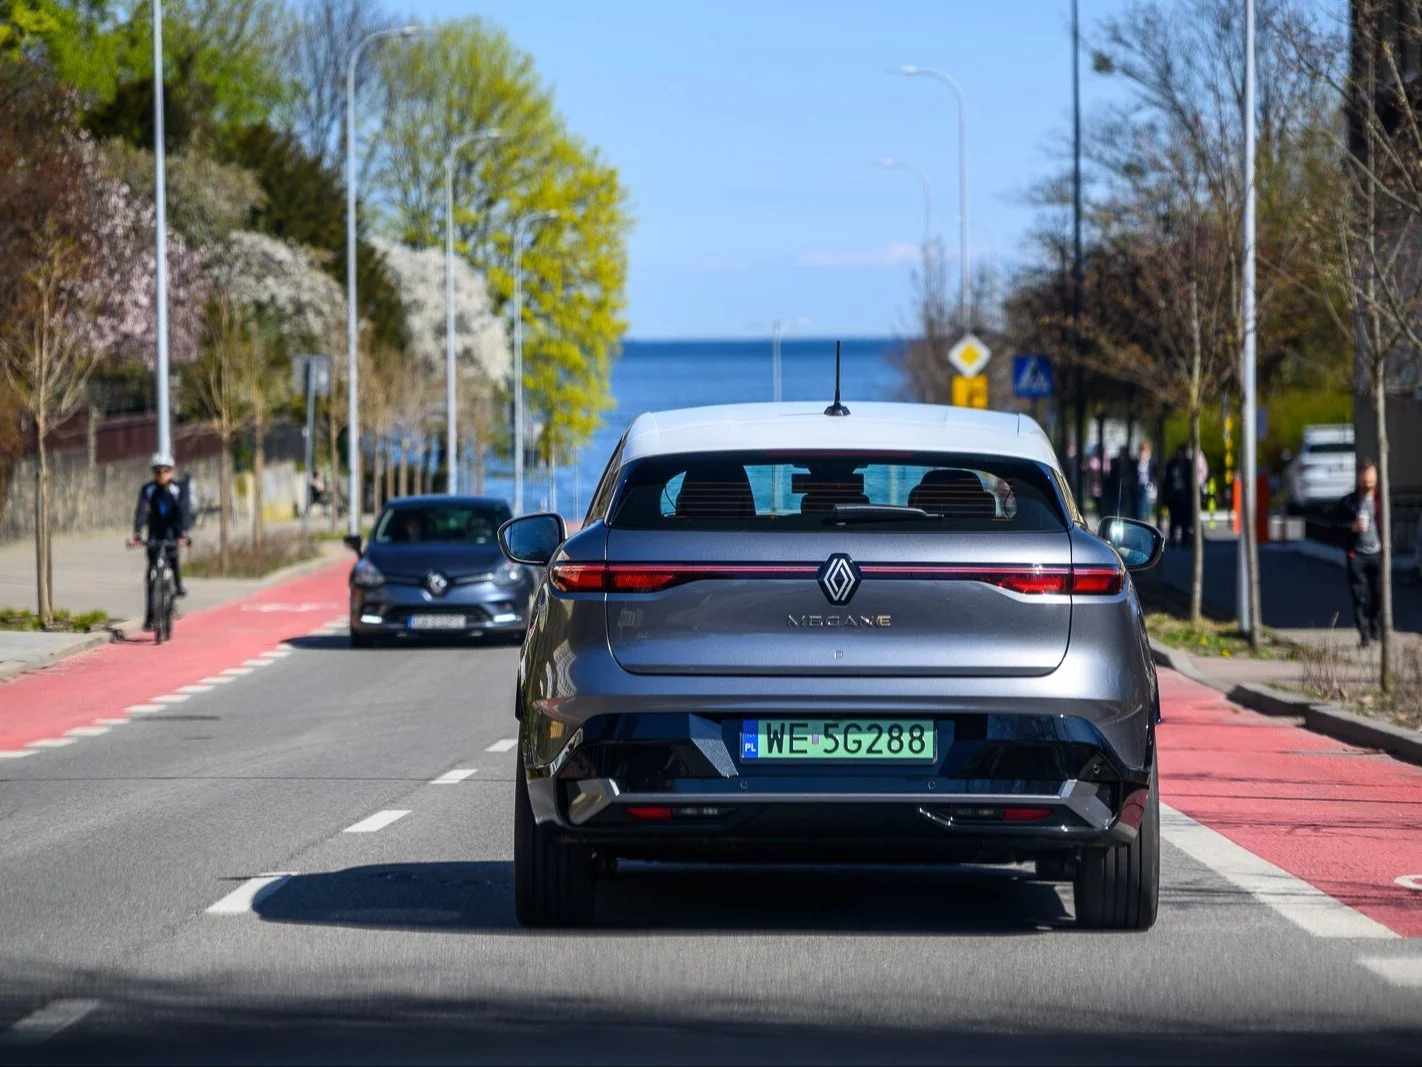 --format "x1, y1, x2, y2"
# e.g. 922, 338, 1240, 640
1096, 516, 1165, 571
343, 534, 362, 555
498, 513, 566, 566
